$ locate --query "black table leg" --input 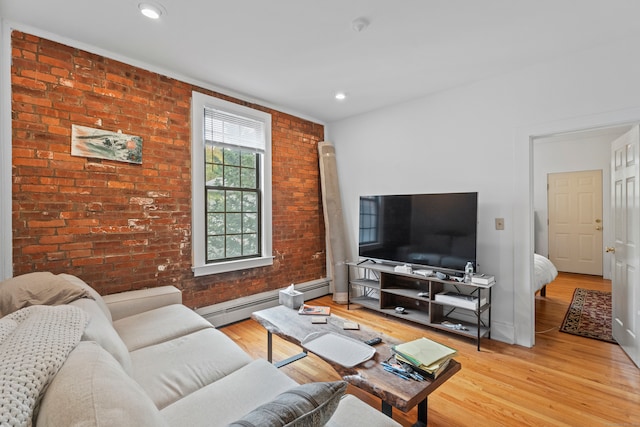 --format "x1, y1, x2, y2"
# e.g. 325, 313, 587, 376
383, 398, 427, 427
414, 397, 427, 427
382, 401, 393, 417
